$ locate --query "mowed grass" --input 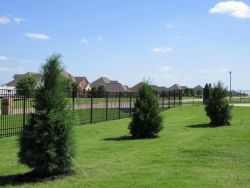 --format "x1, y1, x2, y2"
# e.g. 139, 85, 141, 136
230, 97, 250, 104
0, 106, 250, 187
